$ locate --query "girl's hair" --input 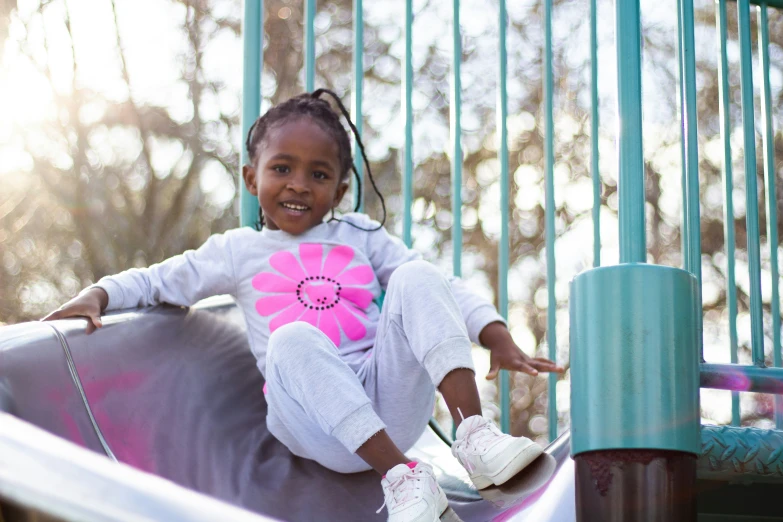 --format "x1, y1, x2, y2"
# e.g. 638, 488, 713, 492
245, 89, 385, 232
